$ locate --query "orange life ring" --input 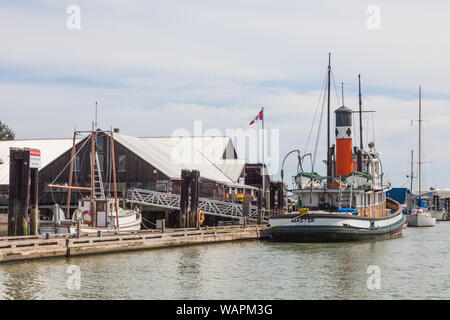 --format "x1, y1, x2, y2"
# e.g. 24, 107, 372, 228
198, 210, 205, 224
82, 210, 92, 225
